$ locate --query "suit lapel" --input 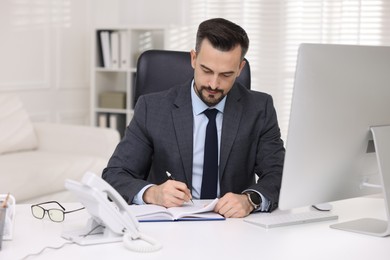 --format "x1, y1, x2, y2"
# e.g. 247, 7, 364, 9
219, 84, 243, 179
172, 83, 194, 187
170, 82, 243, 187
